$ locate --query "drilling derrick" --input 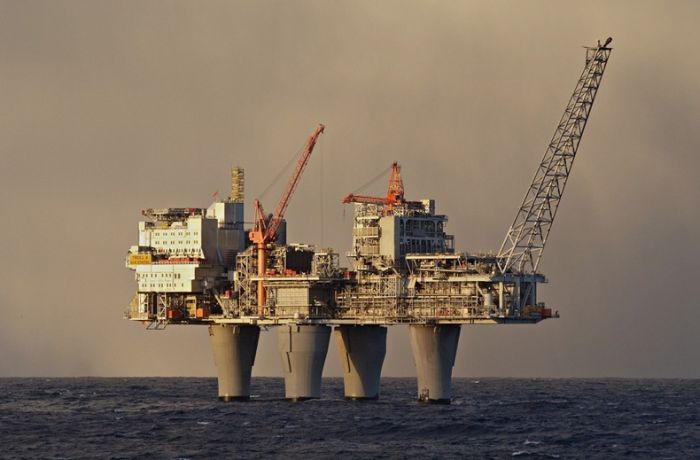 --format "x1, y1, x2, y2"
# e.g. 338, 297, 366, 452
497, 38, 613, 275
